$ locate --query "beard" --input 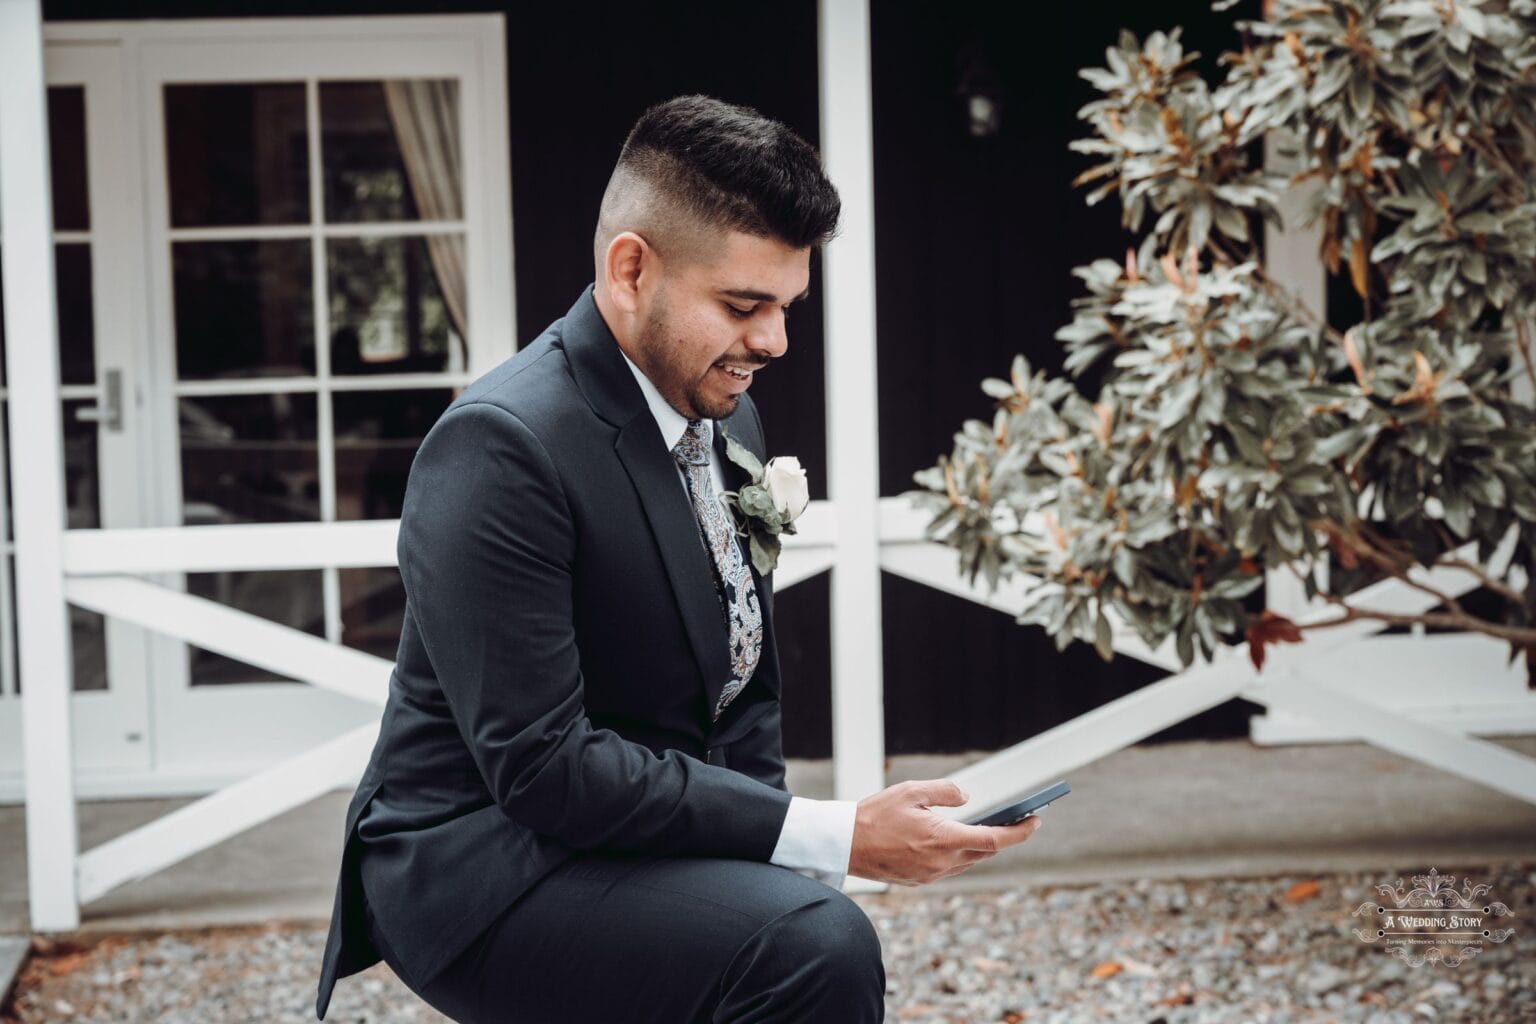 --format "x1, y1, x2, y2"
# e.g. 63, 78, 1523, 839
635, 288, 742, 421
